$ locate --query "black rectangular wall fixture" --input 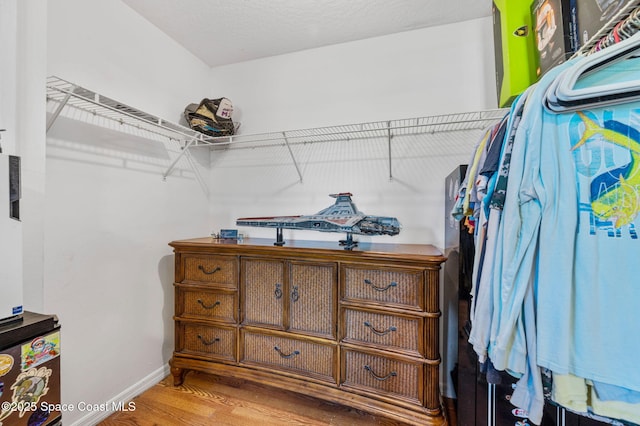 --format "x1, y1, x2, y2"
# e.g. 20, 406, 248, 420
9, 155, 20, 220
